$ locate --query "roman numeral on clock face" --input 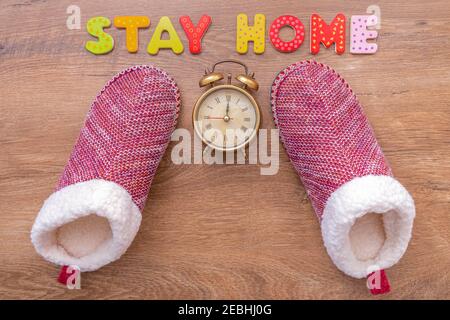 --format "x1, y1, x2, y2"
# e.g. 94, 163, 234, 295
215, 97, 220, 104
226, 95, 231, 102
241, 106, 248, 112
